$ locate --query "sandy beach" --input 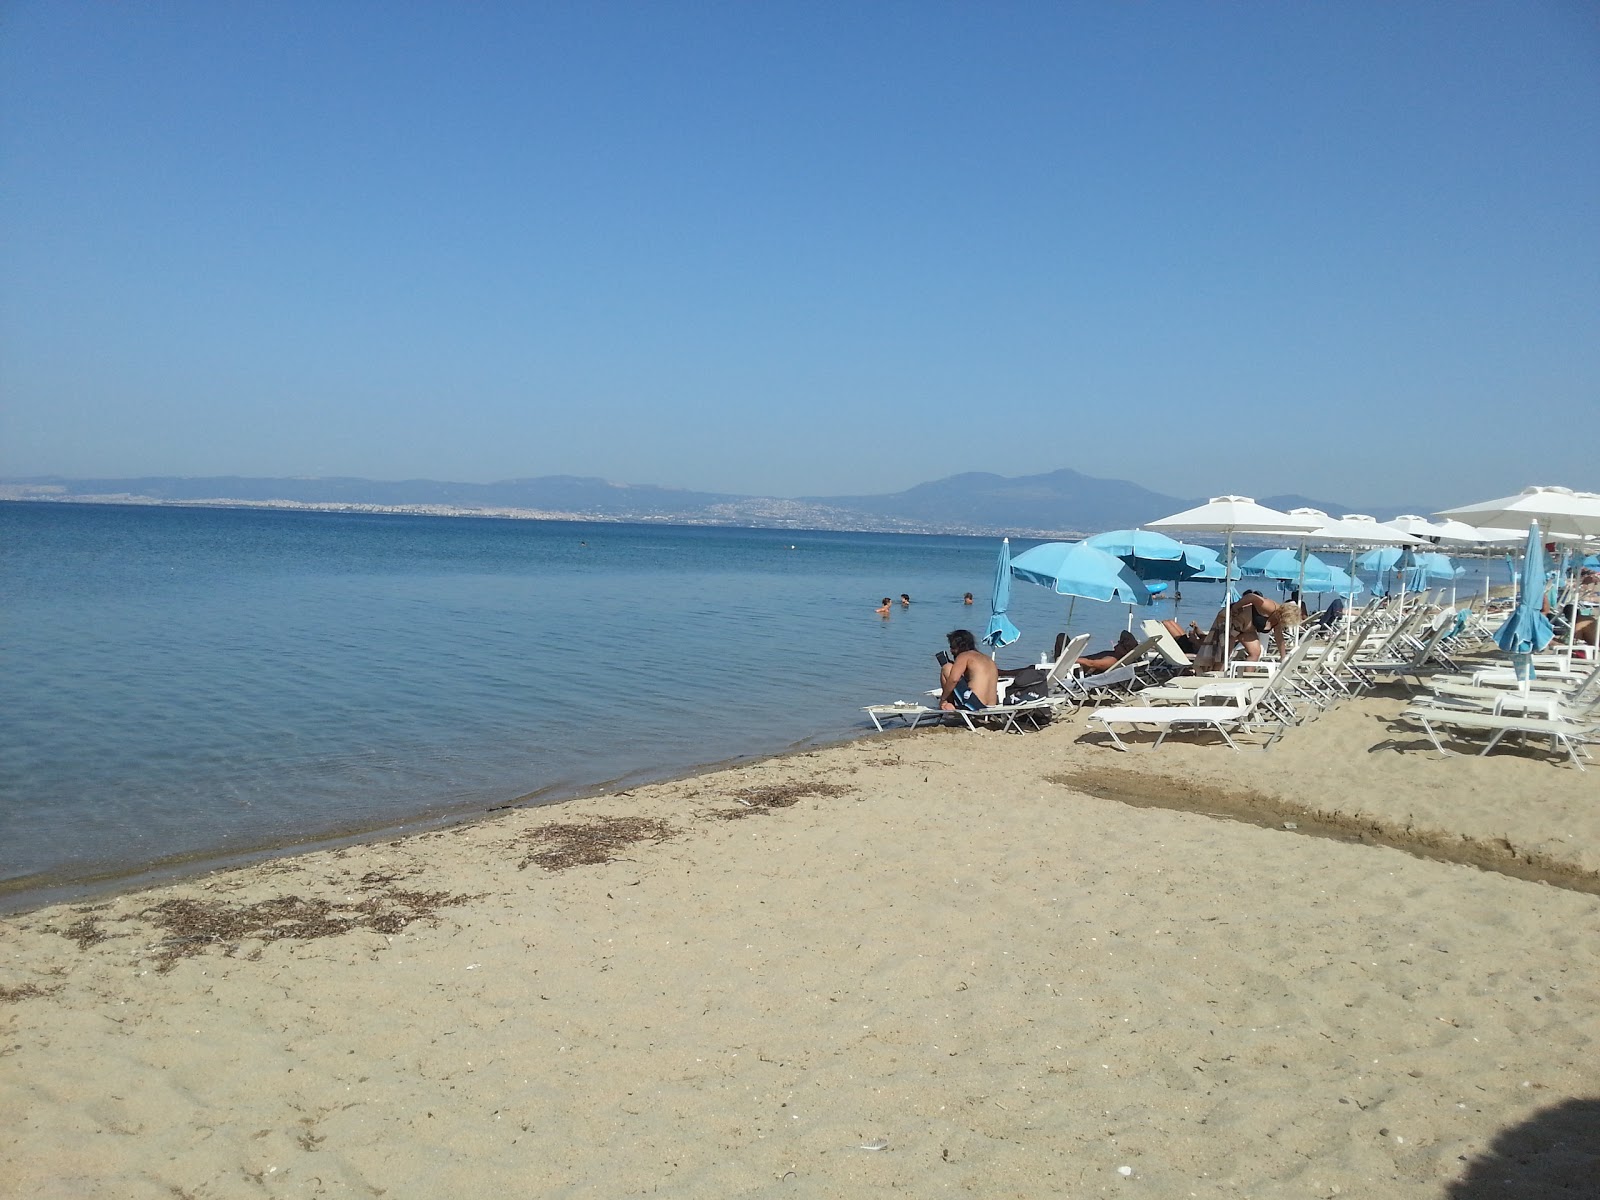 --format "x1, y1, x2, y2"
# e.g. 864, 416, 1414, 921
3, 686, 1596, 1198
